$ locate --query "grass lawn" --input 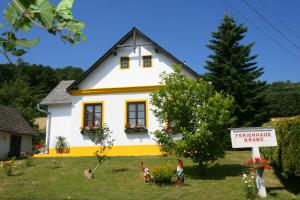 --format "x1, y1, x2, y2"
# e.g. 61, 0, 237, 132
0, 151, 299, 200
